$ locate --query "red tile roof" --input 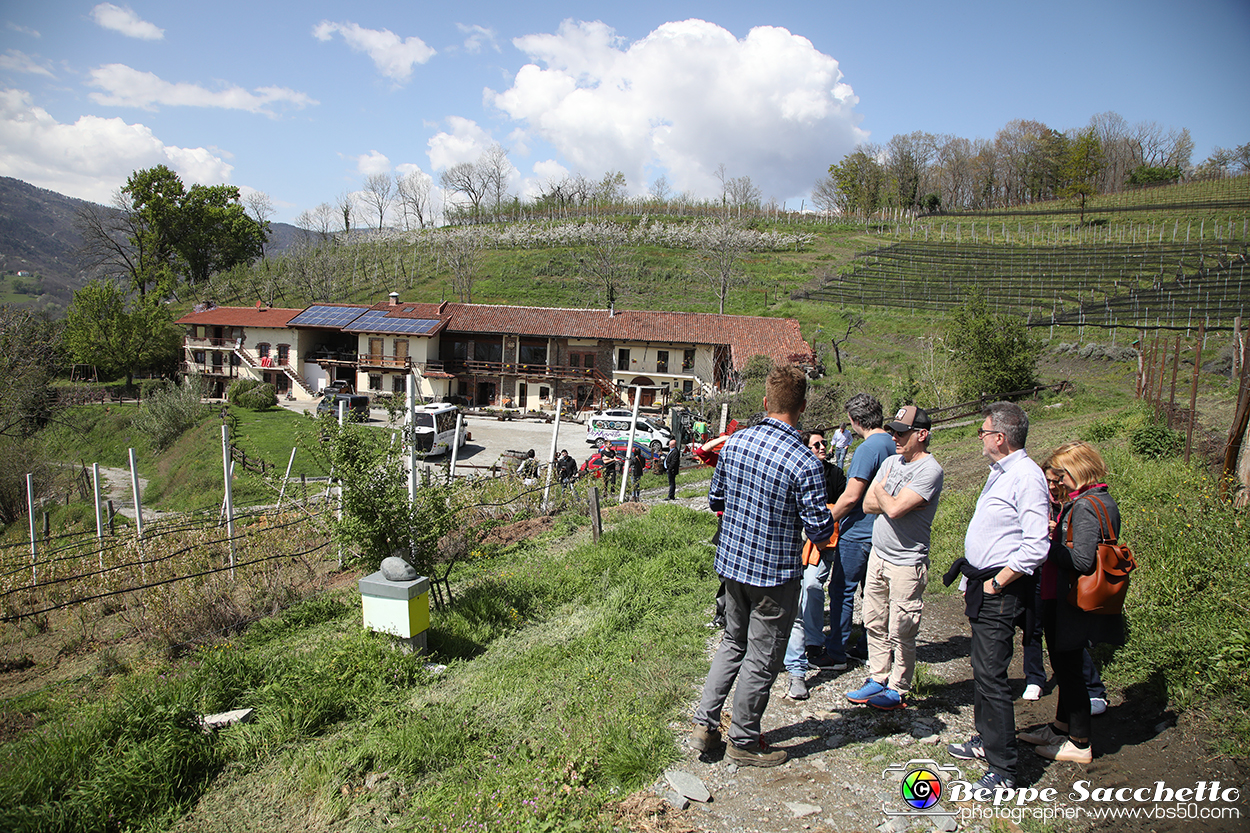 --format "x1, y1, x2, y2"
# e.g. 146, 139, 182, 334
177, 301, 812, 370
175, 305, 306, 328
